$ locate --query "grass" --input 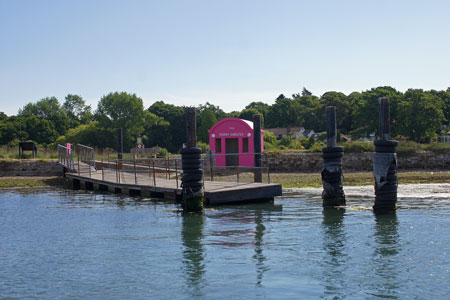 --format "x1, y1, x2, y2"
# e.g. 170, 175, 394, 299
270, 171, 450, 188
0, 177, 67, 188
209, 171, 450, 188
0, 146, 58, 160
